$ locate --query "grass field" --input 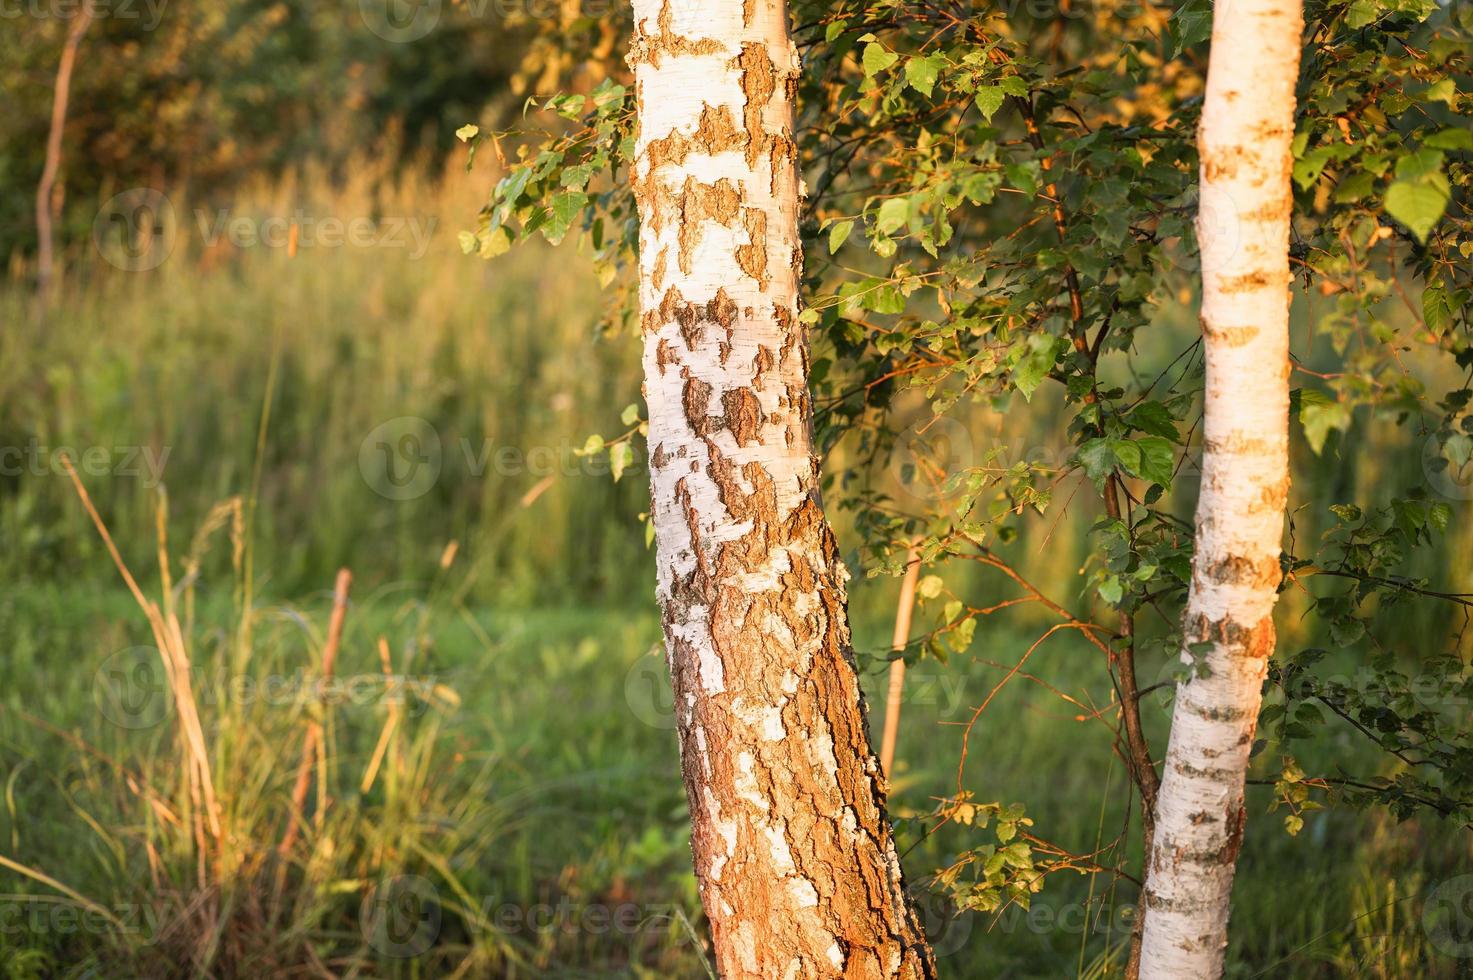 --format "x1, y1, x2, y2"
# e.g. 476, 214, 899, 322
1, 161, 1470, 977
